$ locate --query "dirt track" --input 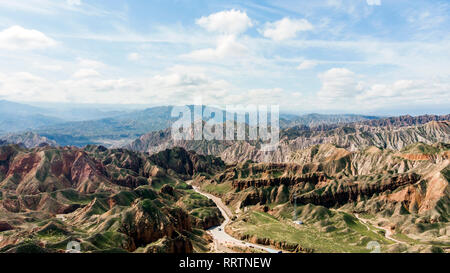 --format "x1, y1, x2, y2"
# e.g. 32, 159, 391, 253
188, 181, 280, 253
